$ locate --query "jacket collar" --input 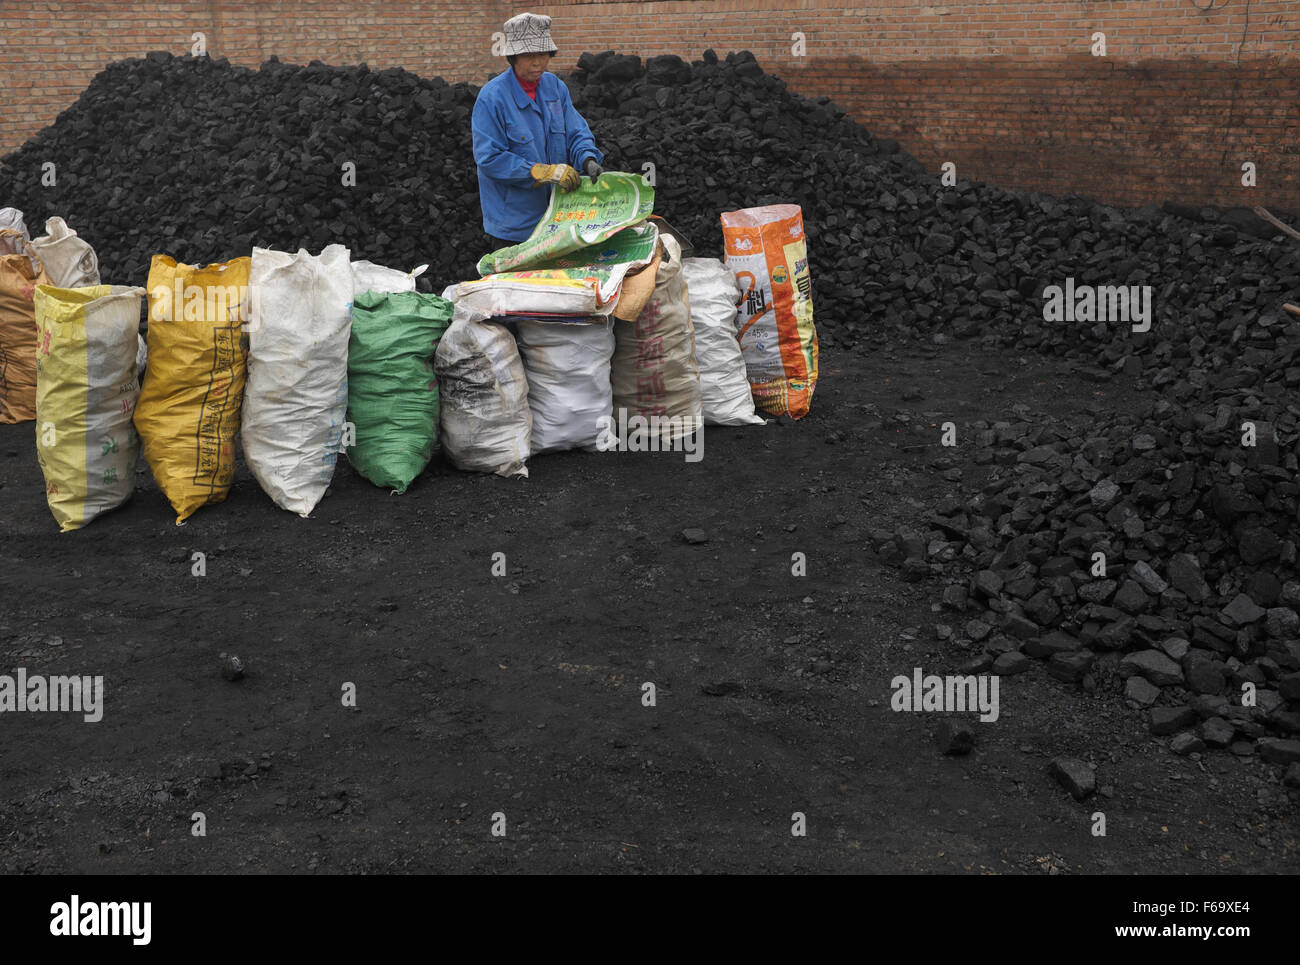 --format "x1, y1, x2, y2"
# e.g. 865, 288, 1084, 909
505, 67, 544, 110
